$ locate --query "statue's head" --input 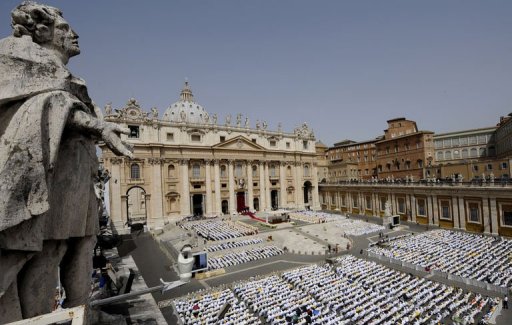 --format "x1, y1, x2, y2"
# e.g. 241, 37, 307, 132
11, 1, 80, 62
